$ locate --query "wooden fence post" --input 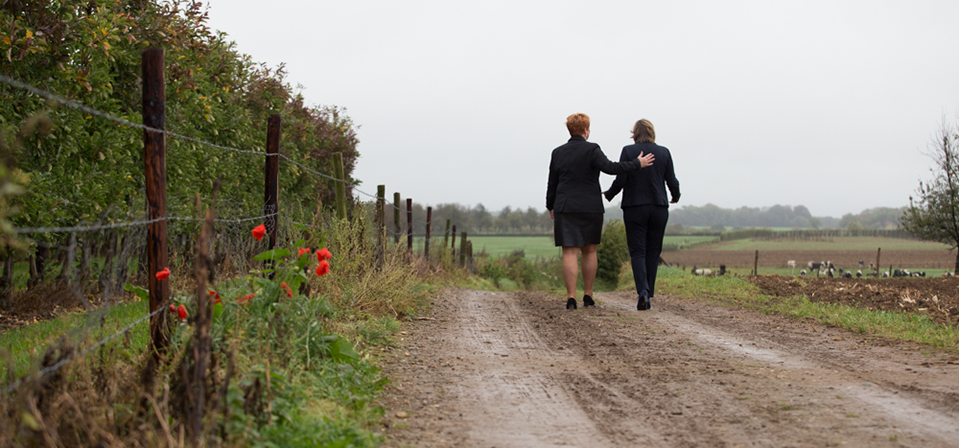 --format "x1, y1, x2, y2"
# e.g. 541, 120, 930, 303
425, 207, 432, 261
443, 219, 451, 249
333, 152, 347, 220
265, 114, 281, 251
459, 231, 467, 267
753, 250, 759, 276
393, 192, 401, 244
376, 185, 385, 266
191, 196, 215, 443
451, 225, 457, 258
876, 248, 881, 276
466, 240, 473, 272
142, 47, 169, 357
406, 198, 413, 255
